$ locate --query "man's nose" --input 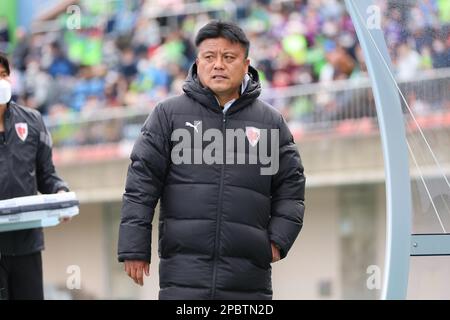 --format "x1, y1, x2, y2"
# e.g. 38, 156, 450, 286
213, 57, 225, 69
